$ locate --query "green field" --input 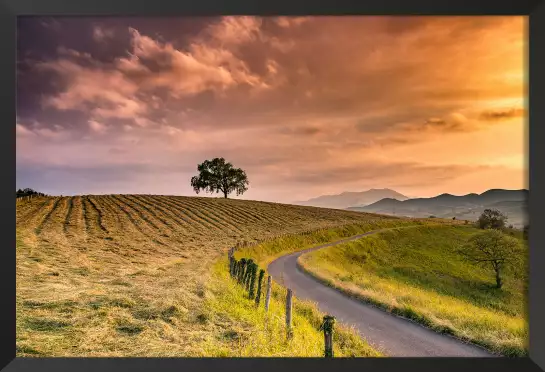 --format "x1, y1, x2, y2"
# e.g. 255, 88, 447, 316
298, 225, 528, 356
16, 194, 405, 357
